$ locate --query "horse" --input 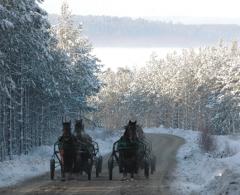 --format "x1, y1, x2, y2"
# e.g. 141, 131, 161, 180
74, 119, 93, 144
73, 119, 94, 177
118, 120, 140, 179
58, 121, 77, 180
108, 121, 155, 180
75, 119, 84, 136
